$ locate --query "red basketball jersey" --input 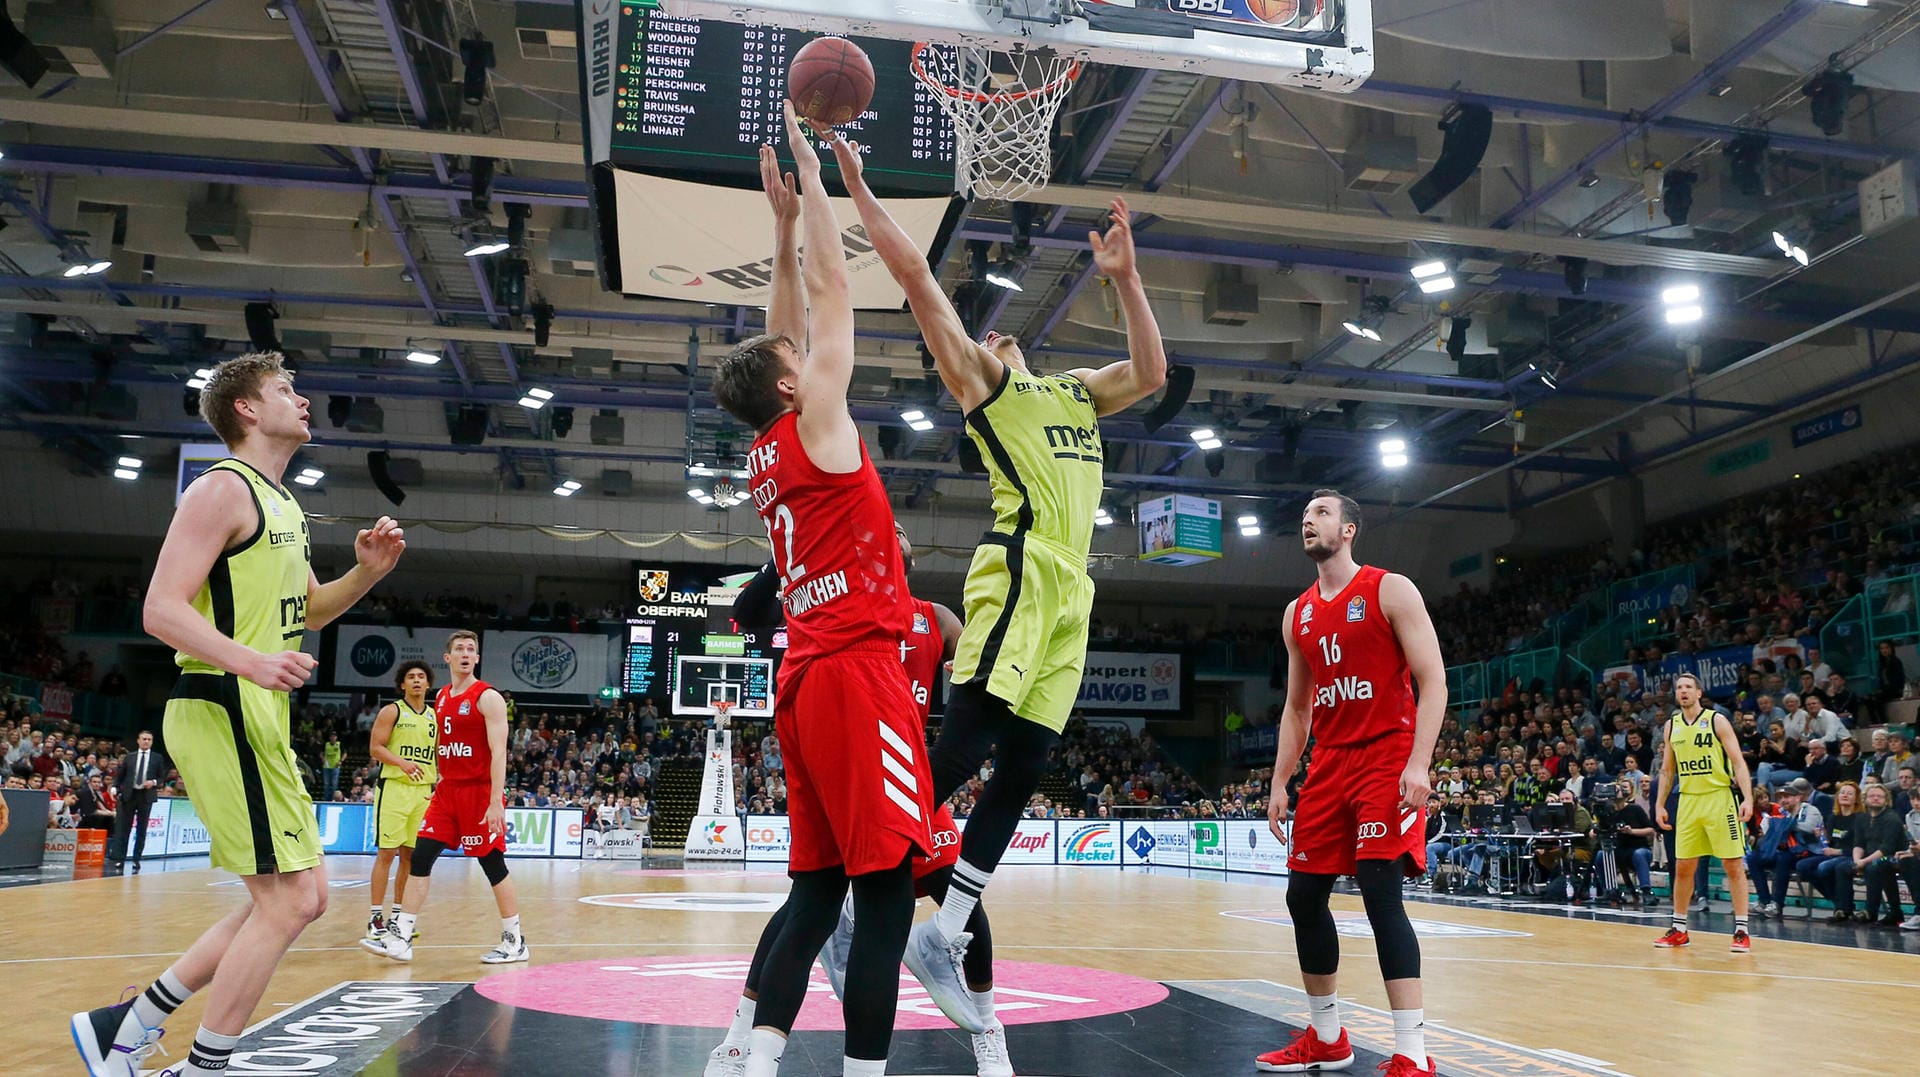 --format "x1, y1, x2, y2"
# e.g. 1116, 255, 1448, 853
902, 598, 944, 722
747, 411, 912, 668
433, 678, 496, 783
1292, 565, 1416, 750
